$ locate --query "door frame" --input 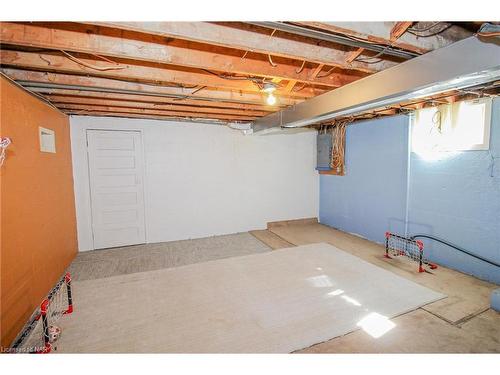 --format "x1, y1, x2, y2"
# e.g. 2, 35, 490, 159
84, 128, 148, 250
